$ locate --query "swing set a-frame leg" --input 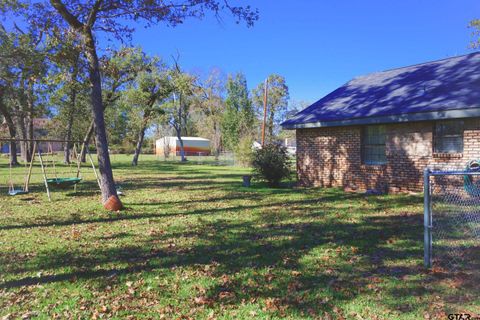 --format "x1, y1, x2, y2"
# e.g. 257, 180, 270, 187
73, 143, 81, 193
75, 143, 82, 179
86, 145, 101, 190
24, 141, 37, 192
37, 144, 51, 202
